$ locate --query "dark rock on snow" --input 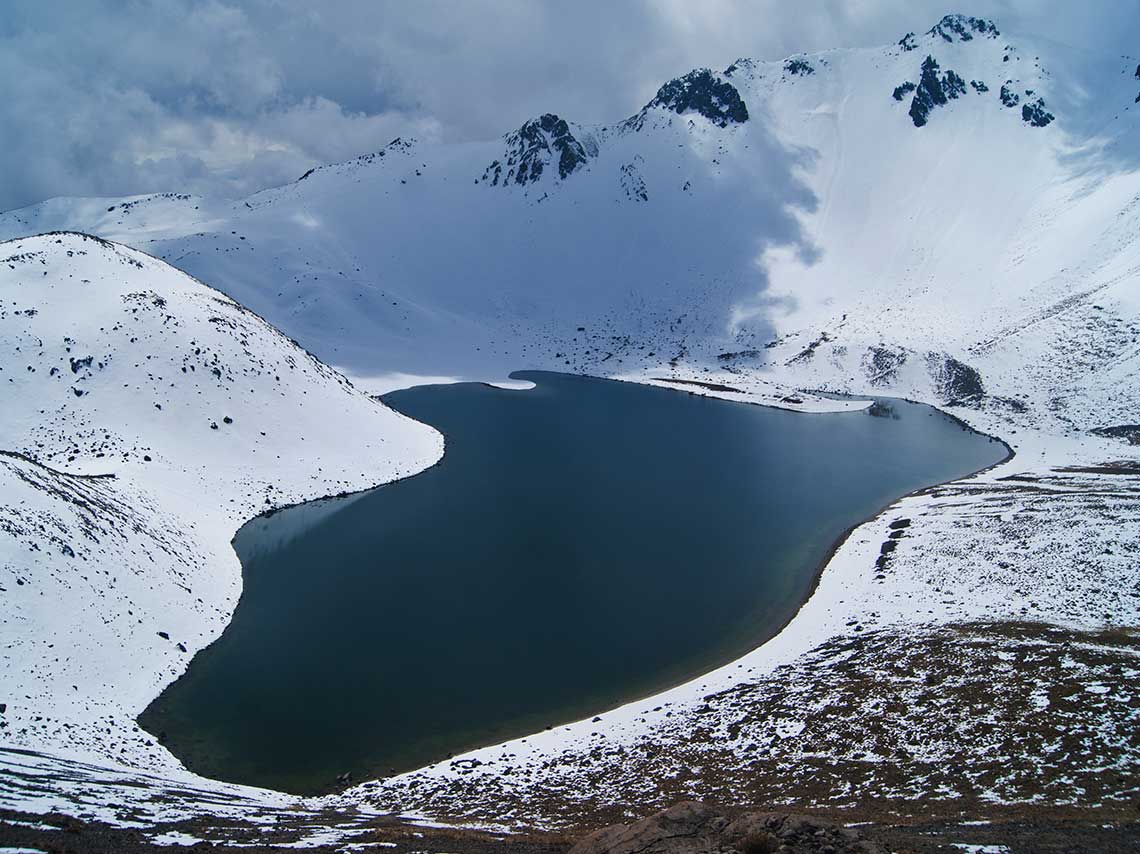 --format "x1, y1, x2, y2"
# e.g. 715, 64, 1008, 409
482, 114, 593, 187
928, 14, 1000, 42
784, 58, 814, 76
908, 56, 966, 127
646, 69, 749, 127
1021, 97, 1055, 127
892, 81, 916, 102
